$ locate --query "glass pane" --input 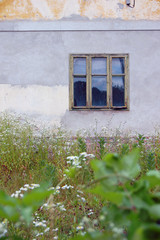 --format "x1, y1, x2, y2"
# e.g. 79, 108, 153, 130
92, 76, 107, 106
112, 58, 125, 74
73, 58, 86, 75
92, 58, 107, 75
112, 76, 125, 107
74, 77, 86, 106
